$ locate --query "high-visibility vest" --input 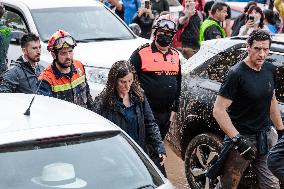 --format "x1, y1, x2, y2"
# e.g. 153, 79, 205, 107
199, 18, 226, 44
